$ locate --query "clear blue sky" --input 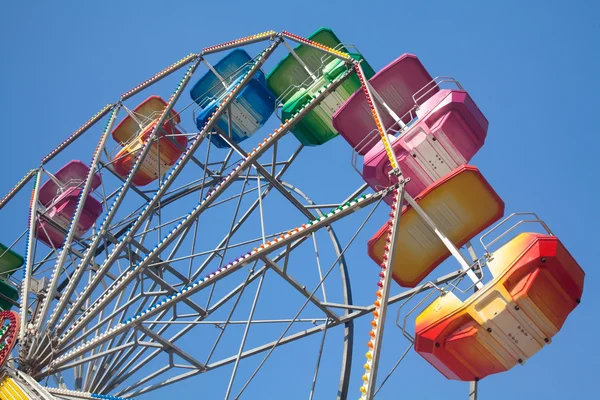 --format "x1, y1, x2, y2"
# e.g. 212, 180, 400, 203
1, 1, 598, 399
